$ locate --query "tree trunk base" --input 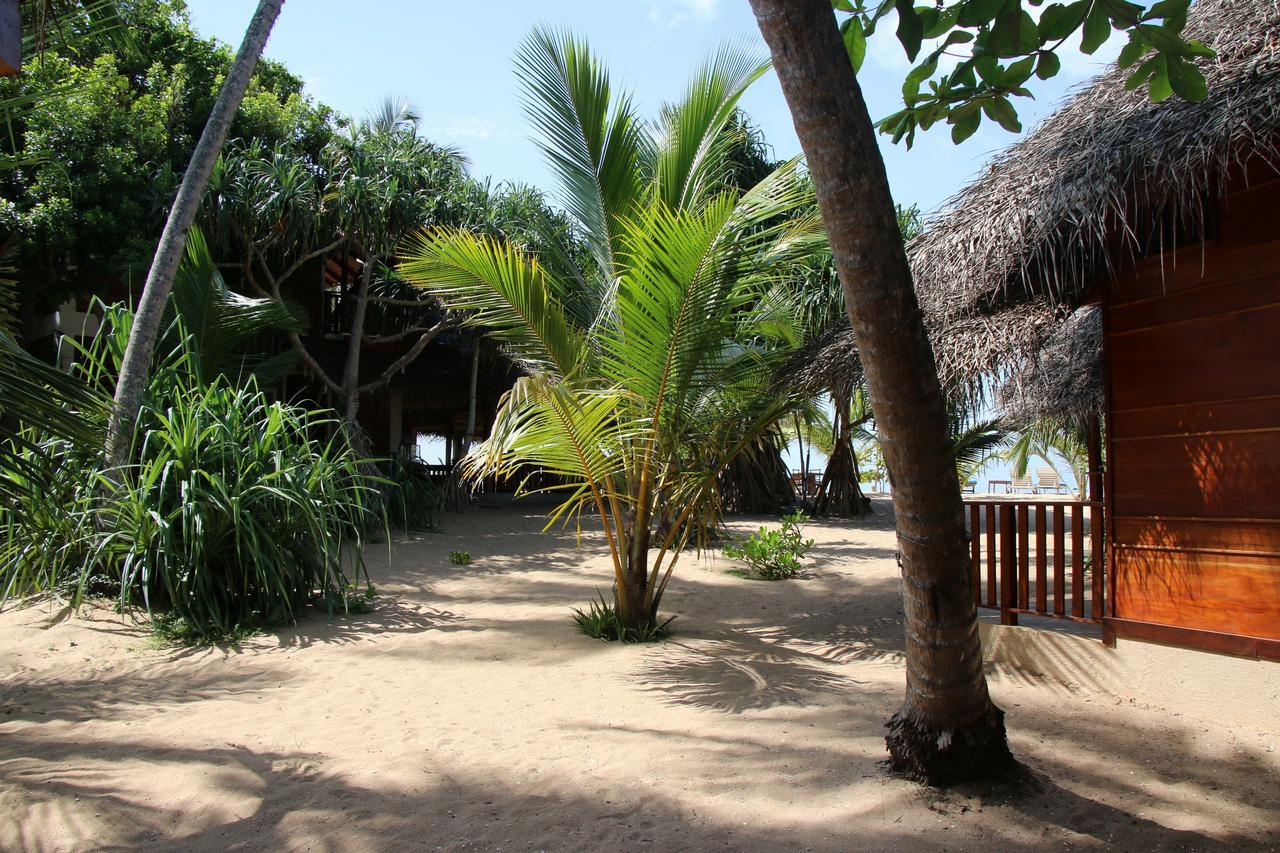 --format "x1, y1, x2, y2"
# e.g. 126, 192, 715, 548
885, 703, 1013, 787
